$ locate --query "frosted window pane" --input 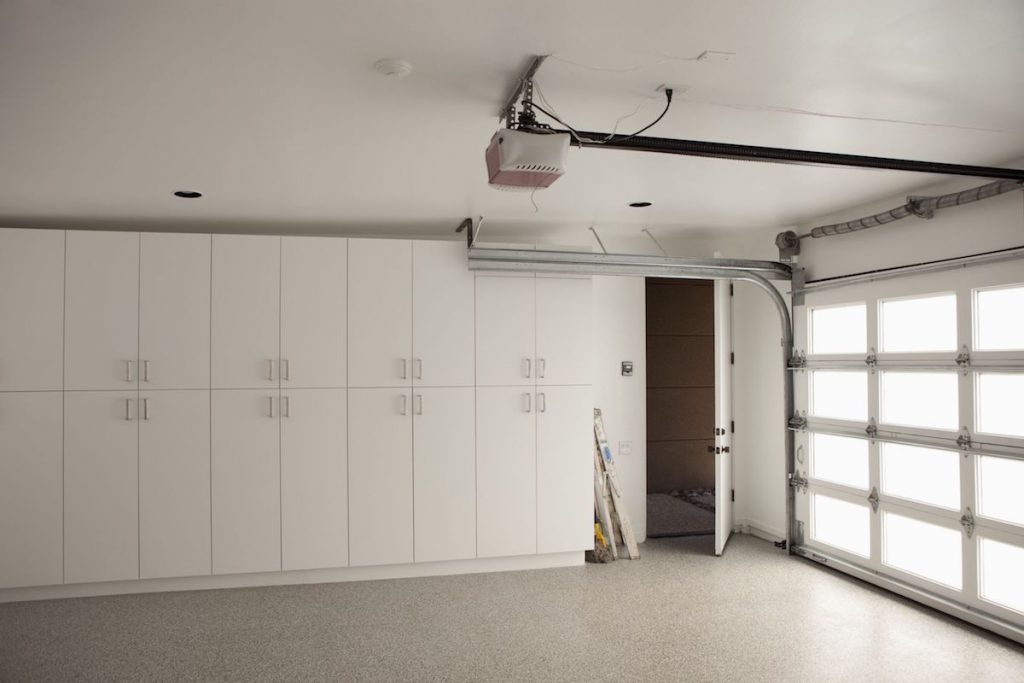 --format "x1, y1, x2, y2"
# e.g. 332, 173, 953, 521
882, 512, 962, 590
976, 373, 1024, 439
880, 443, 960, 510
810, 304, 866, 355
880, 293, 957, 353
812, 493, 870, 557
979, 537, 1024, 614
978, 455, 1024, 527
810, 371, 867, 422
880, 372, 958, 431
976, 285, 1024, 351
811, 433, 869, 490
